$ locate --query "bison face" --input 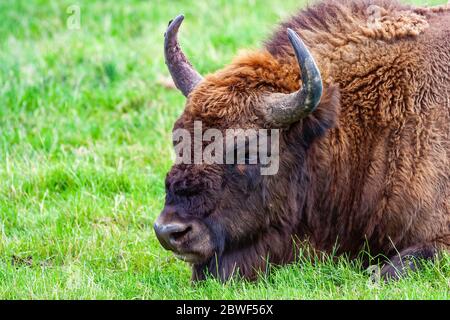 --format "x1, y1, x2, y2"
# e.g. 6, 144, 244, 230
154, 112, 269, 265
154, 15, 337, 280
155, 160, 265, 265
155, 162, 226, 265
